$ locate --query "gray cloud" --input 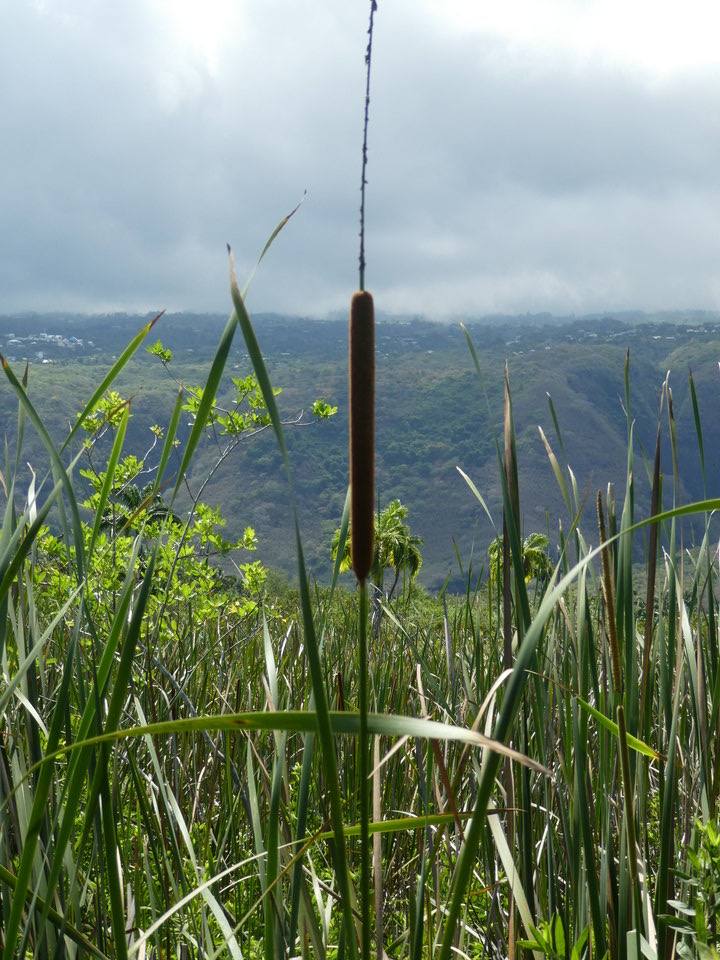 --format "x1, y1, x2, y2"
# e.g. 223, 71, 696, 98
2, 0, 720, 319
